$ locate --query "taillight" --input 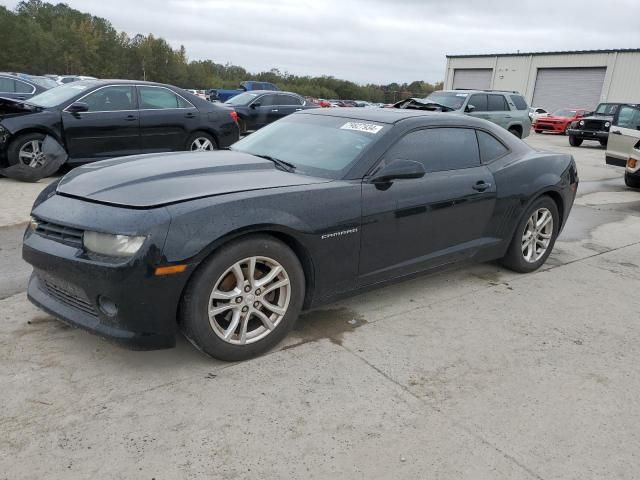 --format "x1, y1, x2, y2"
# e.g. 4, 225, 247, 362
628, 158, 638, 169
229, 111, 238, 123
